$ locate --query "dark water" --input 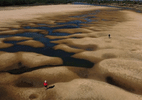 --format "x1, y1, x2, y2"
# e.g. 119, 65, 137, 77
1, 2, 141, 71
0, 10, 101, 68
2, 2, 140, 70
